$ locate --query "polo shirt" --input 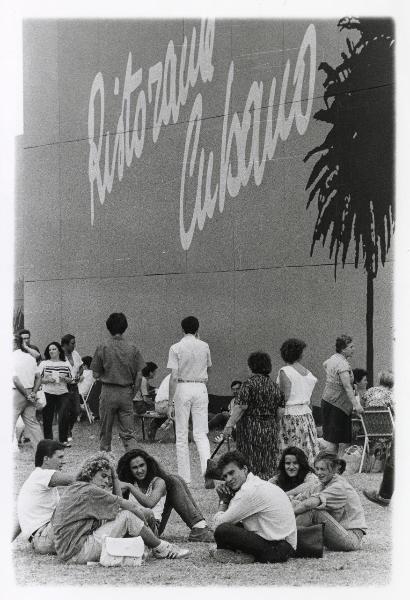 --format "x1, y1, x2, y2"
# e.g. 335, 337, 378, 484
214, 472, 297, 549
167, 334, 212, 381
